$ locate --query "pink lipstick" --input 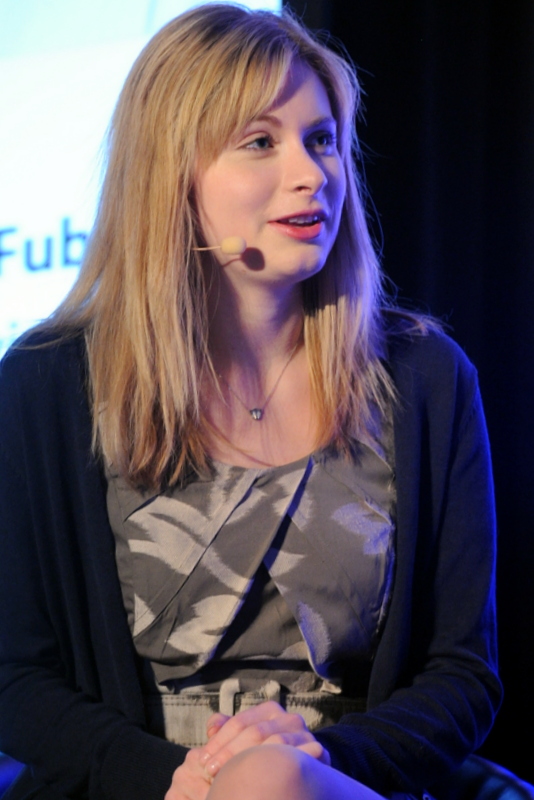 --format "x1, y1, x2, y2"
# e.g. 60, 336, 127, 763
270, 211, 326, 240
